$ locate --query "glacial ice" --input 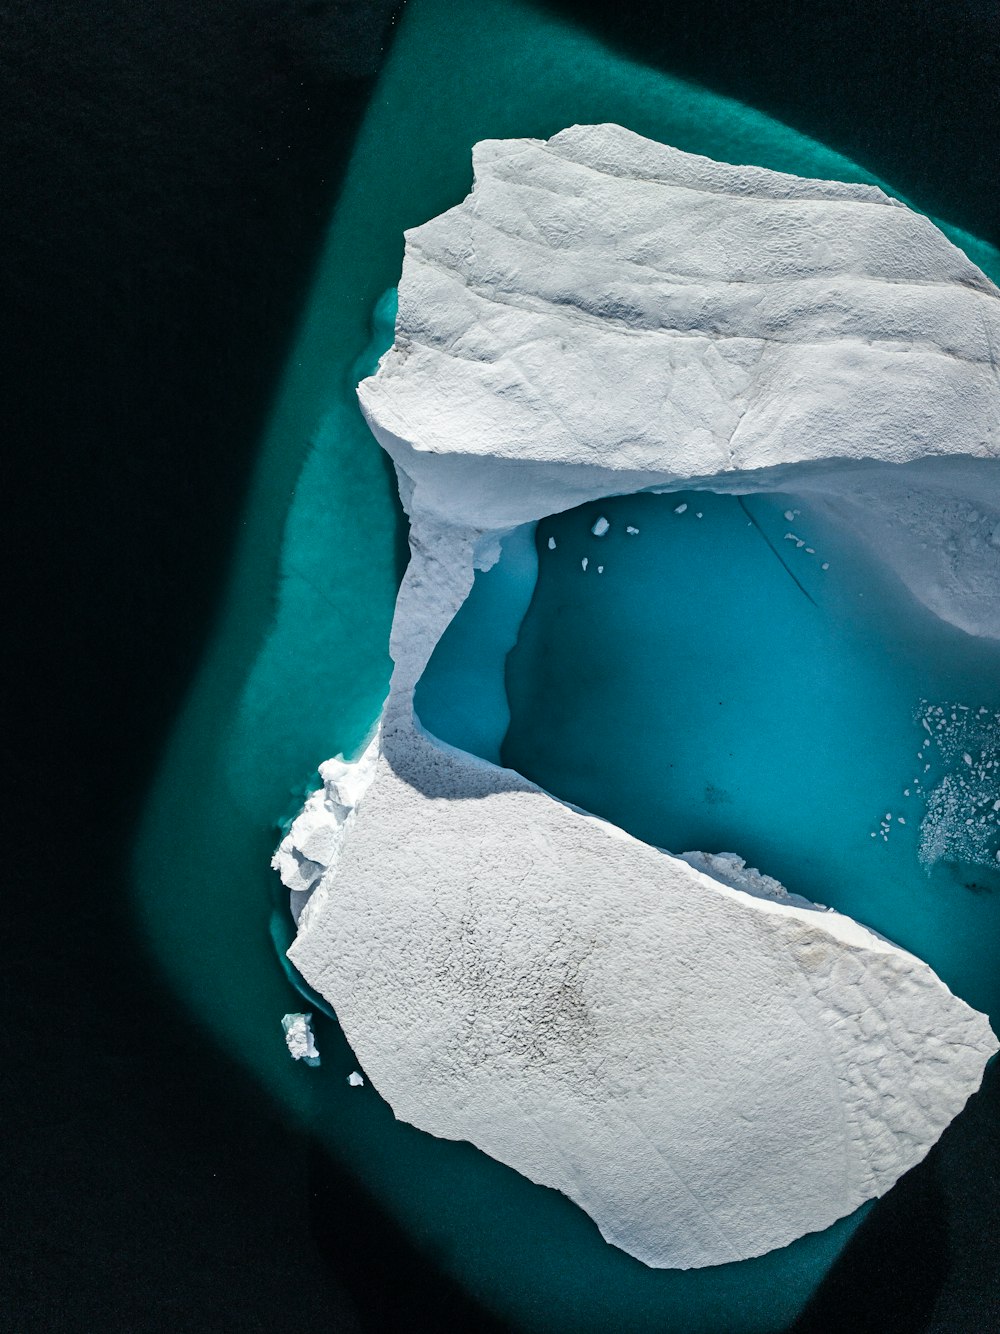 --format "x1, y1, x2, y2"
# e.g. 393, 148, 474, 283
276, 126, 999, 1269
281, 1012, 320, 1066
